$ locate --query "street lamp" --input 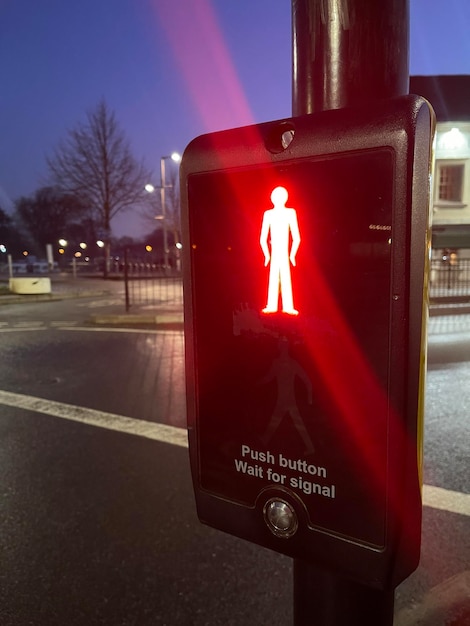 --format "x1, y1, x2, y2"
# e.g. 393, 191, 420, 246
146, 152, 181, 271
